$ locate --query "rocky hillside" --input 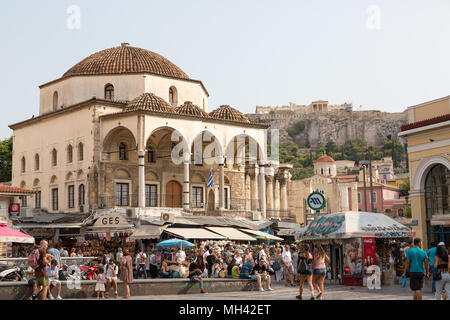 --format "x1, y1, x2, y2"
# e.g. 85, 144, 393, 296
247, 109, 408, 147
